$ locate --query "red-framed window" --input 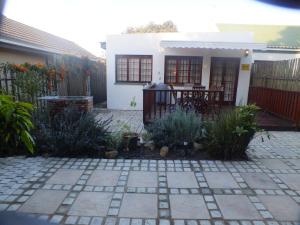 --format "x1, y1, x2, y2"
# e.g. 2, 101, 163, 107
165, 56, 203, 85
116, 55, 152, 83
